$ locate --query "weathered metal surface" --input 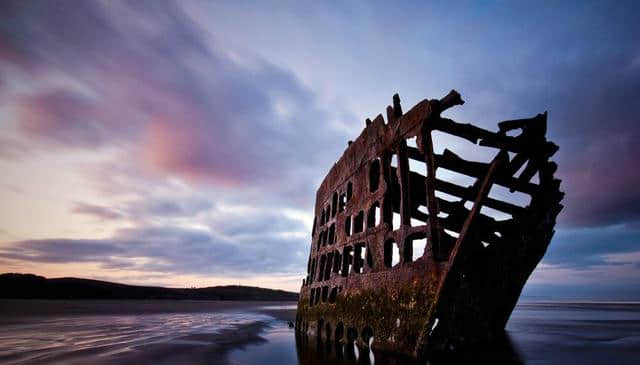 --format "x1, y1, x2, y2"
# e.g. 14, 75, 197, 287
295, 90, 563, 358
